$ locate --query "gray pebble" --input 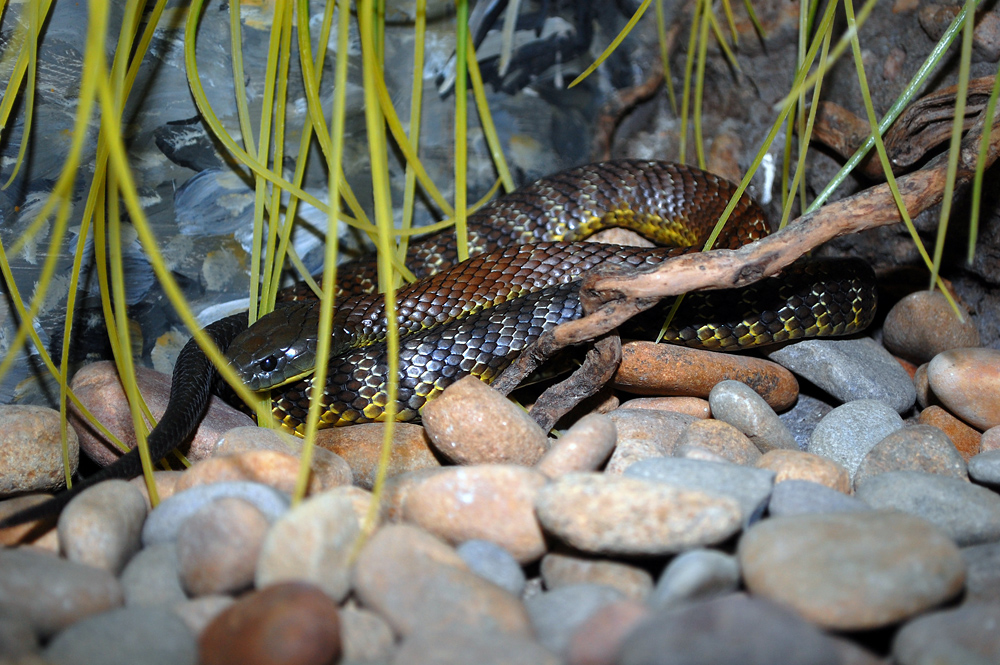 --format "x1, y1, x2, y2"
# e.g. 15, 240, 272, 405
778, 394, 833, 450
43, 606, 196, 665
768, 480, 871, 517
341, 606, 396, 664
709, 380, 797, 452
523, 583, 625, 657
392, 626, 558, 665
625, 457, 775, 524
808, 399, 905, 481
855, 471, 1000, 546
171, 595, 234, 637
604, 410, 698, 474
969, 450, 1000, 487
766, 337, 916, 413
58, 479, 147, 575
120, 543, 186, 607
620, 594, 841, 665
962, 542, 1000, 604
0, 548, 123, 638
141, 481, 289, 546
177, 497, 269, 596
0, 615, 38, 659
650, 549, 740, 609
456, 539, 526, 597
854, 424, 968, 490
893, 603, 1000, 665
